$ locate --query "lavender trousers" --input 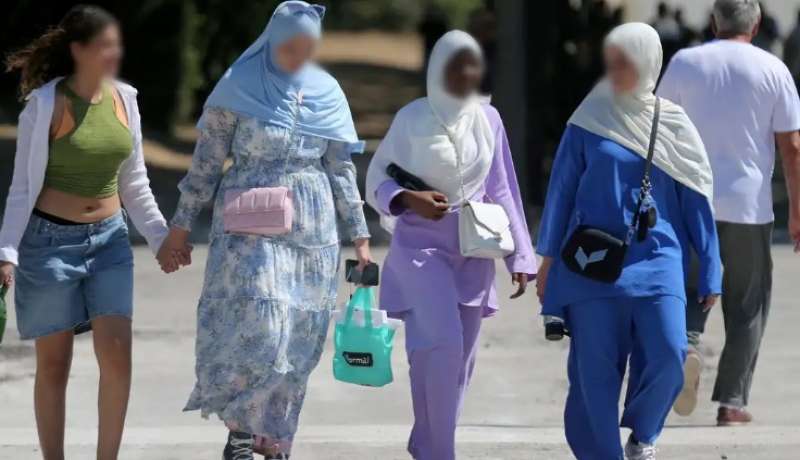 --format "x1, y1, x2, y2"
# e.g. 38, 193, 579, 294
393, 304, 483, 460
373, 106, 537, 459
